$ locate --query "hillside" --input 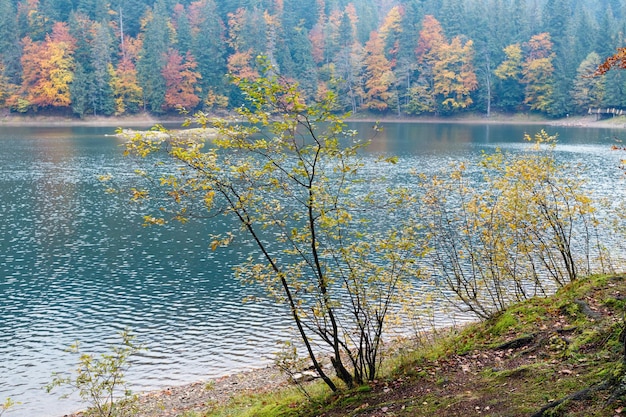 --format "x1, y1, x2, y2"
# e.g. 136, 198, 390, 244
189, 274, 626, 417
